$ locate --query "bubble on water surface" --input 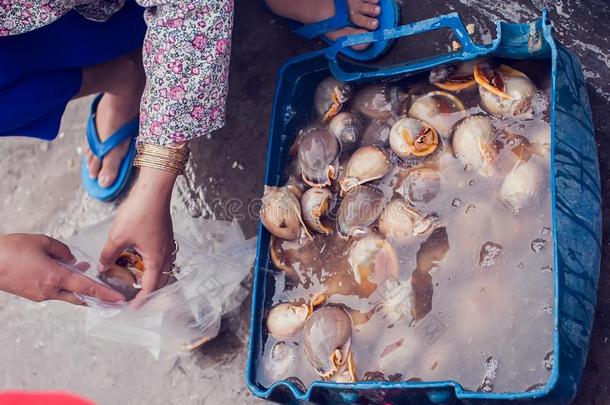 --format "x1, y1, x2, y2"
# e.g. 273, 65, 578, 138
451, 198, 462, 208
544, 351, 554, 371
541, 265, 553, 273
531, 238, 547, 253
540, 227, 551, 236
464, 163, 473, 172
477, 357, 498, 392
465, 204, 476, 214
479, 242, 503, 267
